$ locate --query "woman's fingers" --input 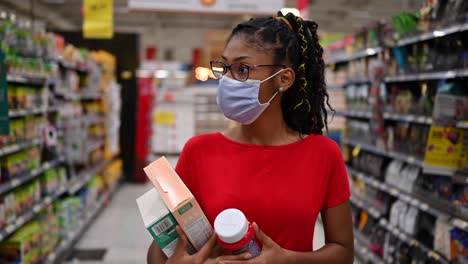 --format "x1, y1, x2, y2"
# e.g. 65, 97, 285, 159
196, 232, 218, 260
173, 226, 189, 256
